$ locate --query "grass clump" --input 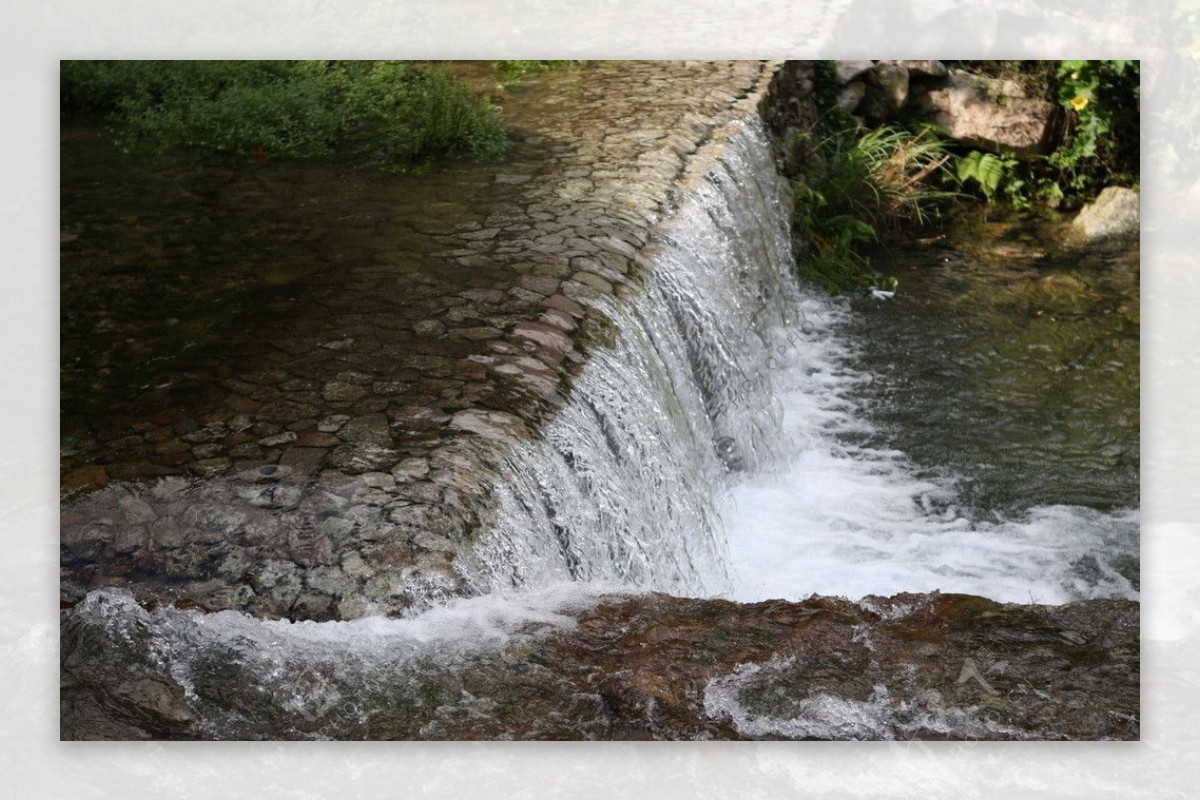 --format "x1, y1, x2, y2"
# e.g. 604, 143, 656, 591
790, 122, 955, 293
60, 60, 508, 169
490, 60, 587, 83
